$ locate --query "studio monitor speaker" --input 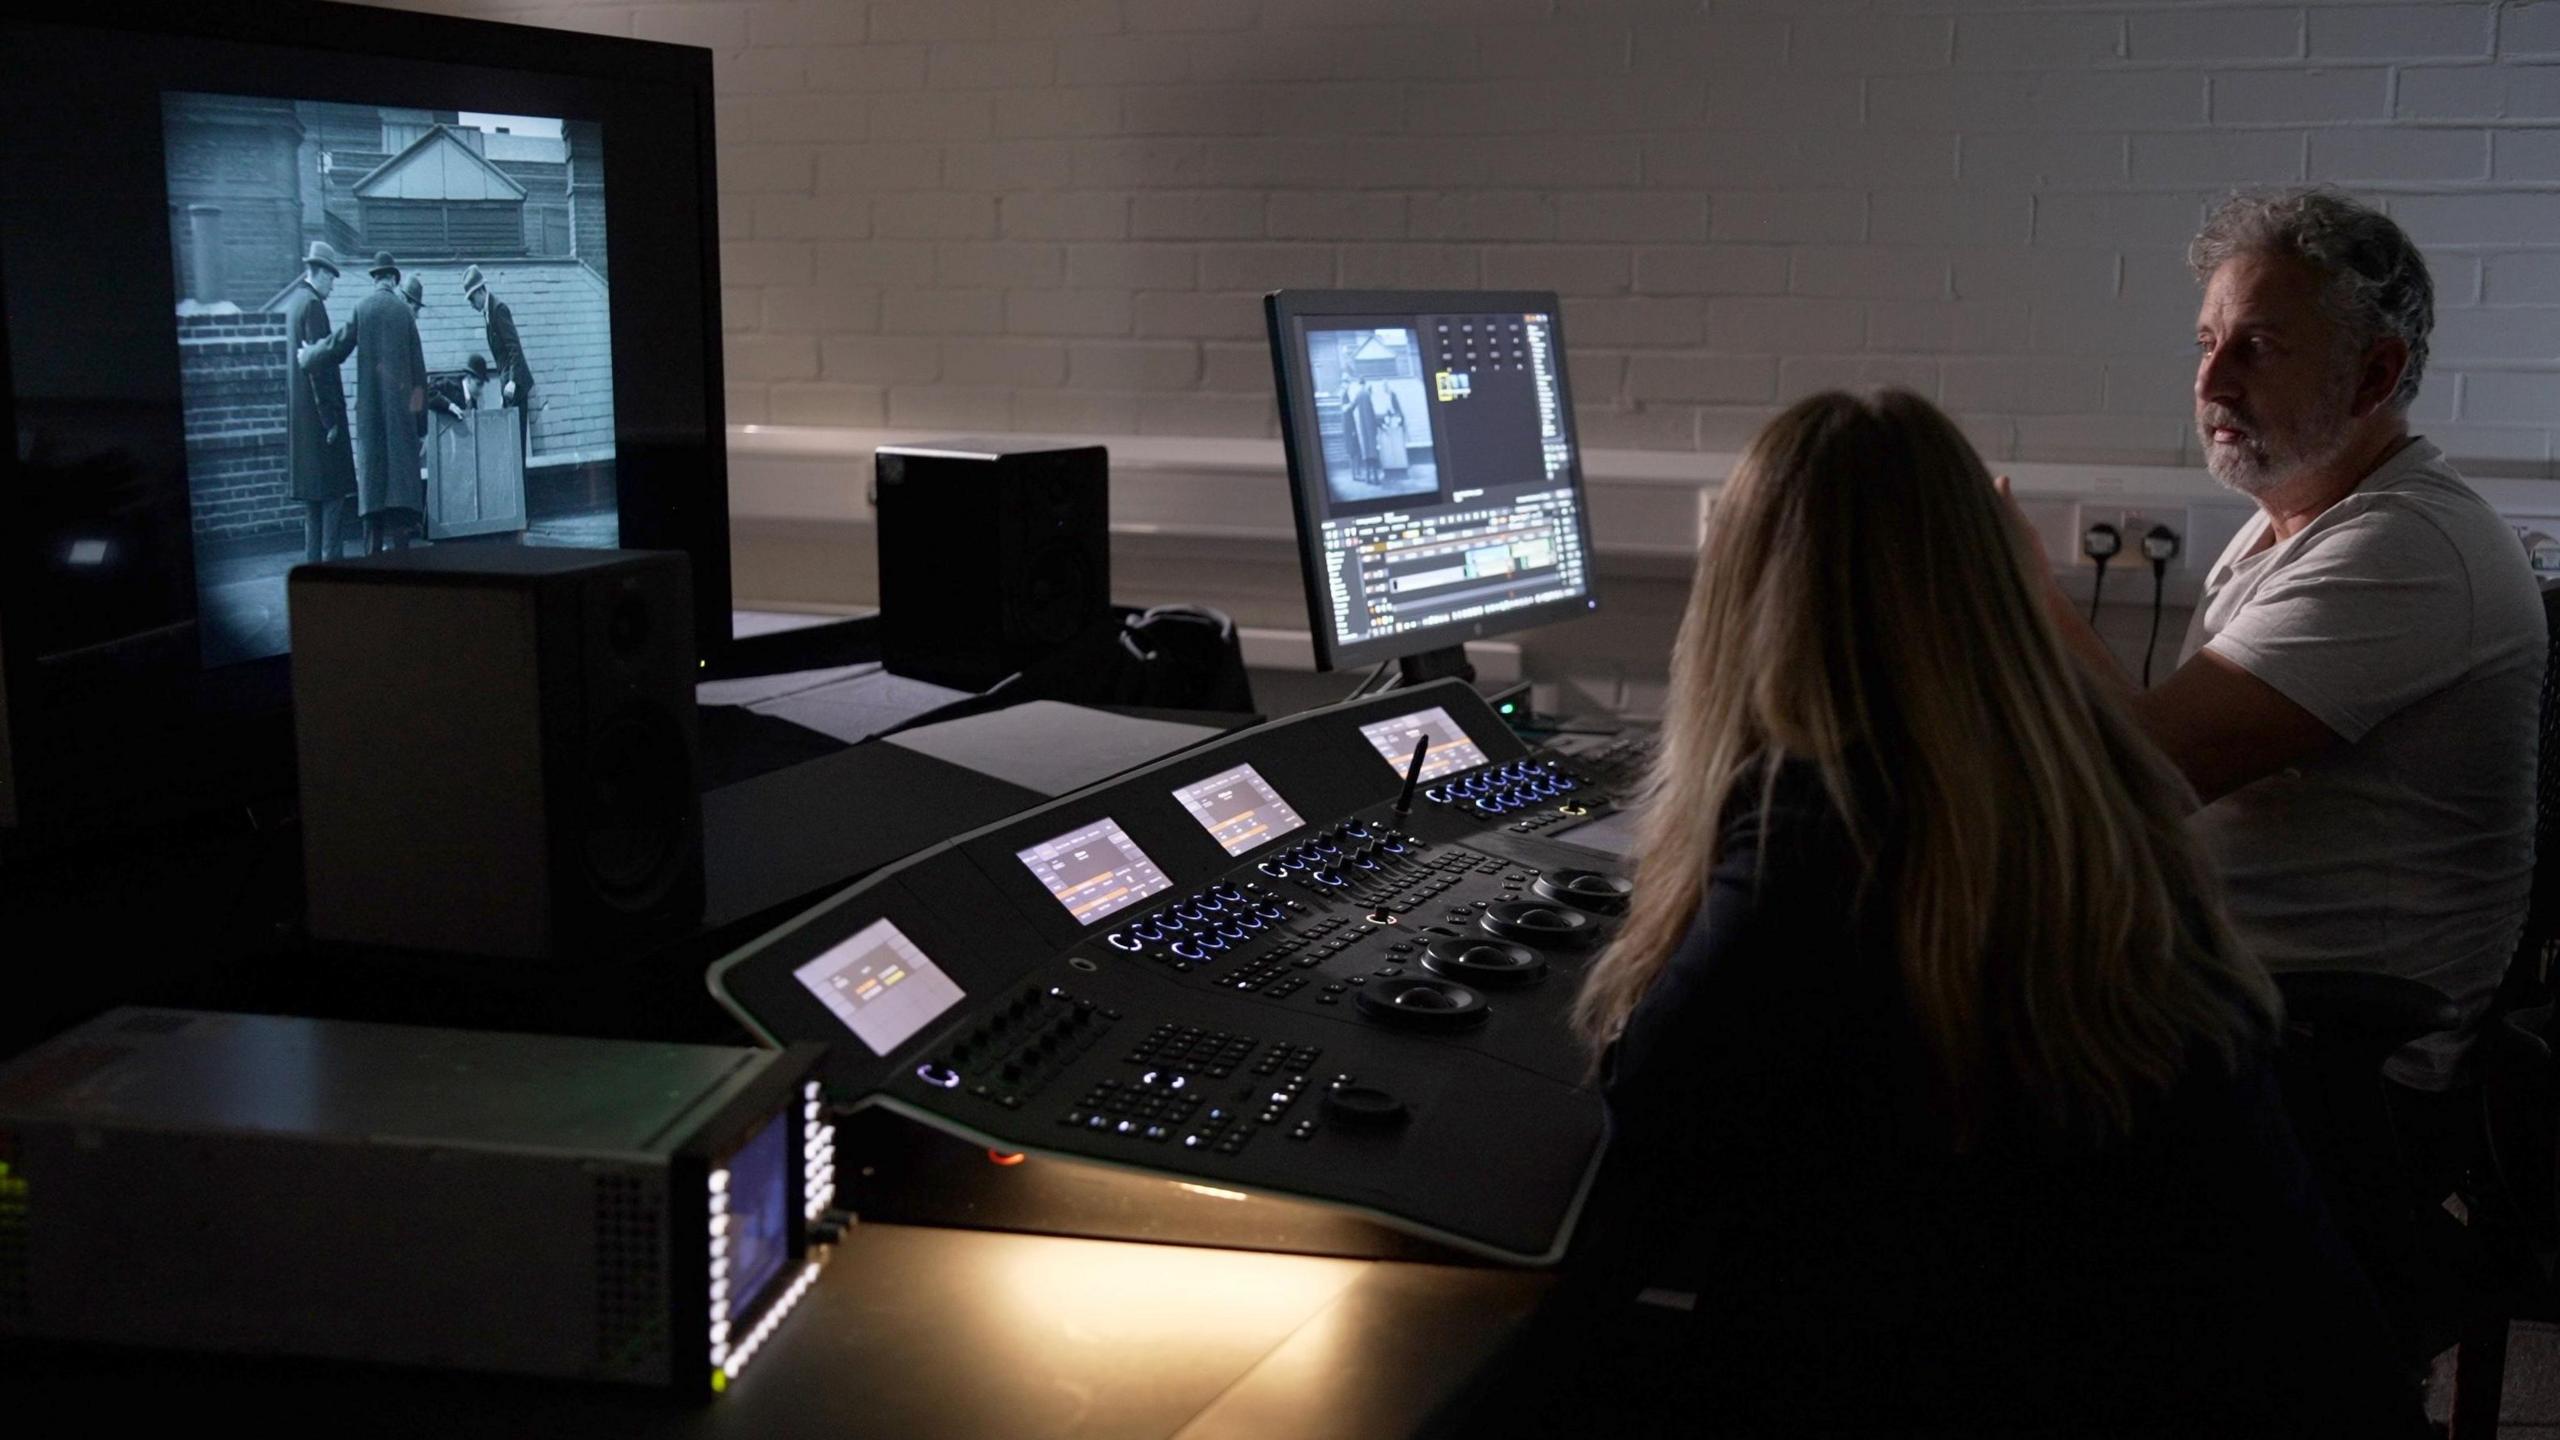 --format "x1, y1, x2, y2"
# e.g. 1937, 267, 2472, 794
290, 547, 703, 959
875, 441, 1110, 692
